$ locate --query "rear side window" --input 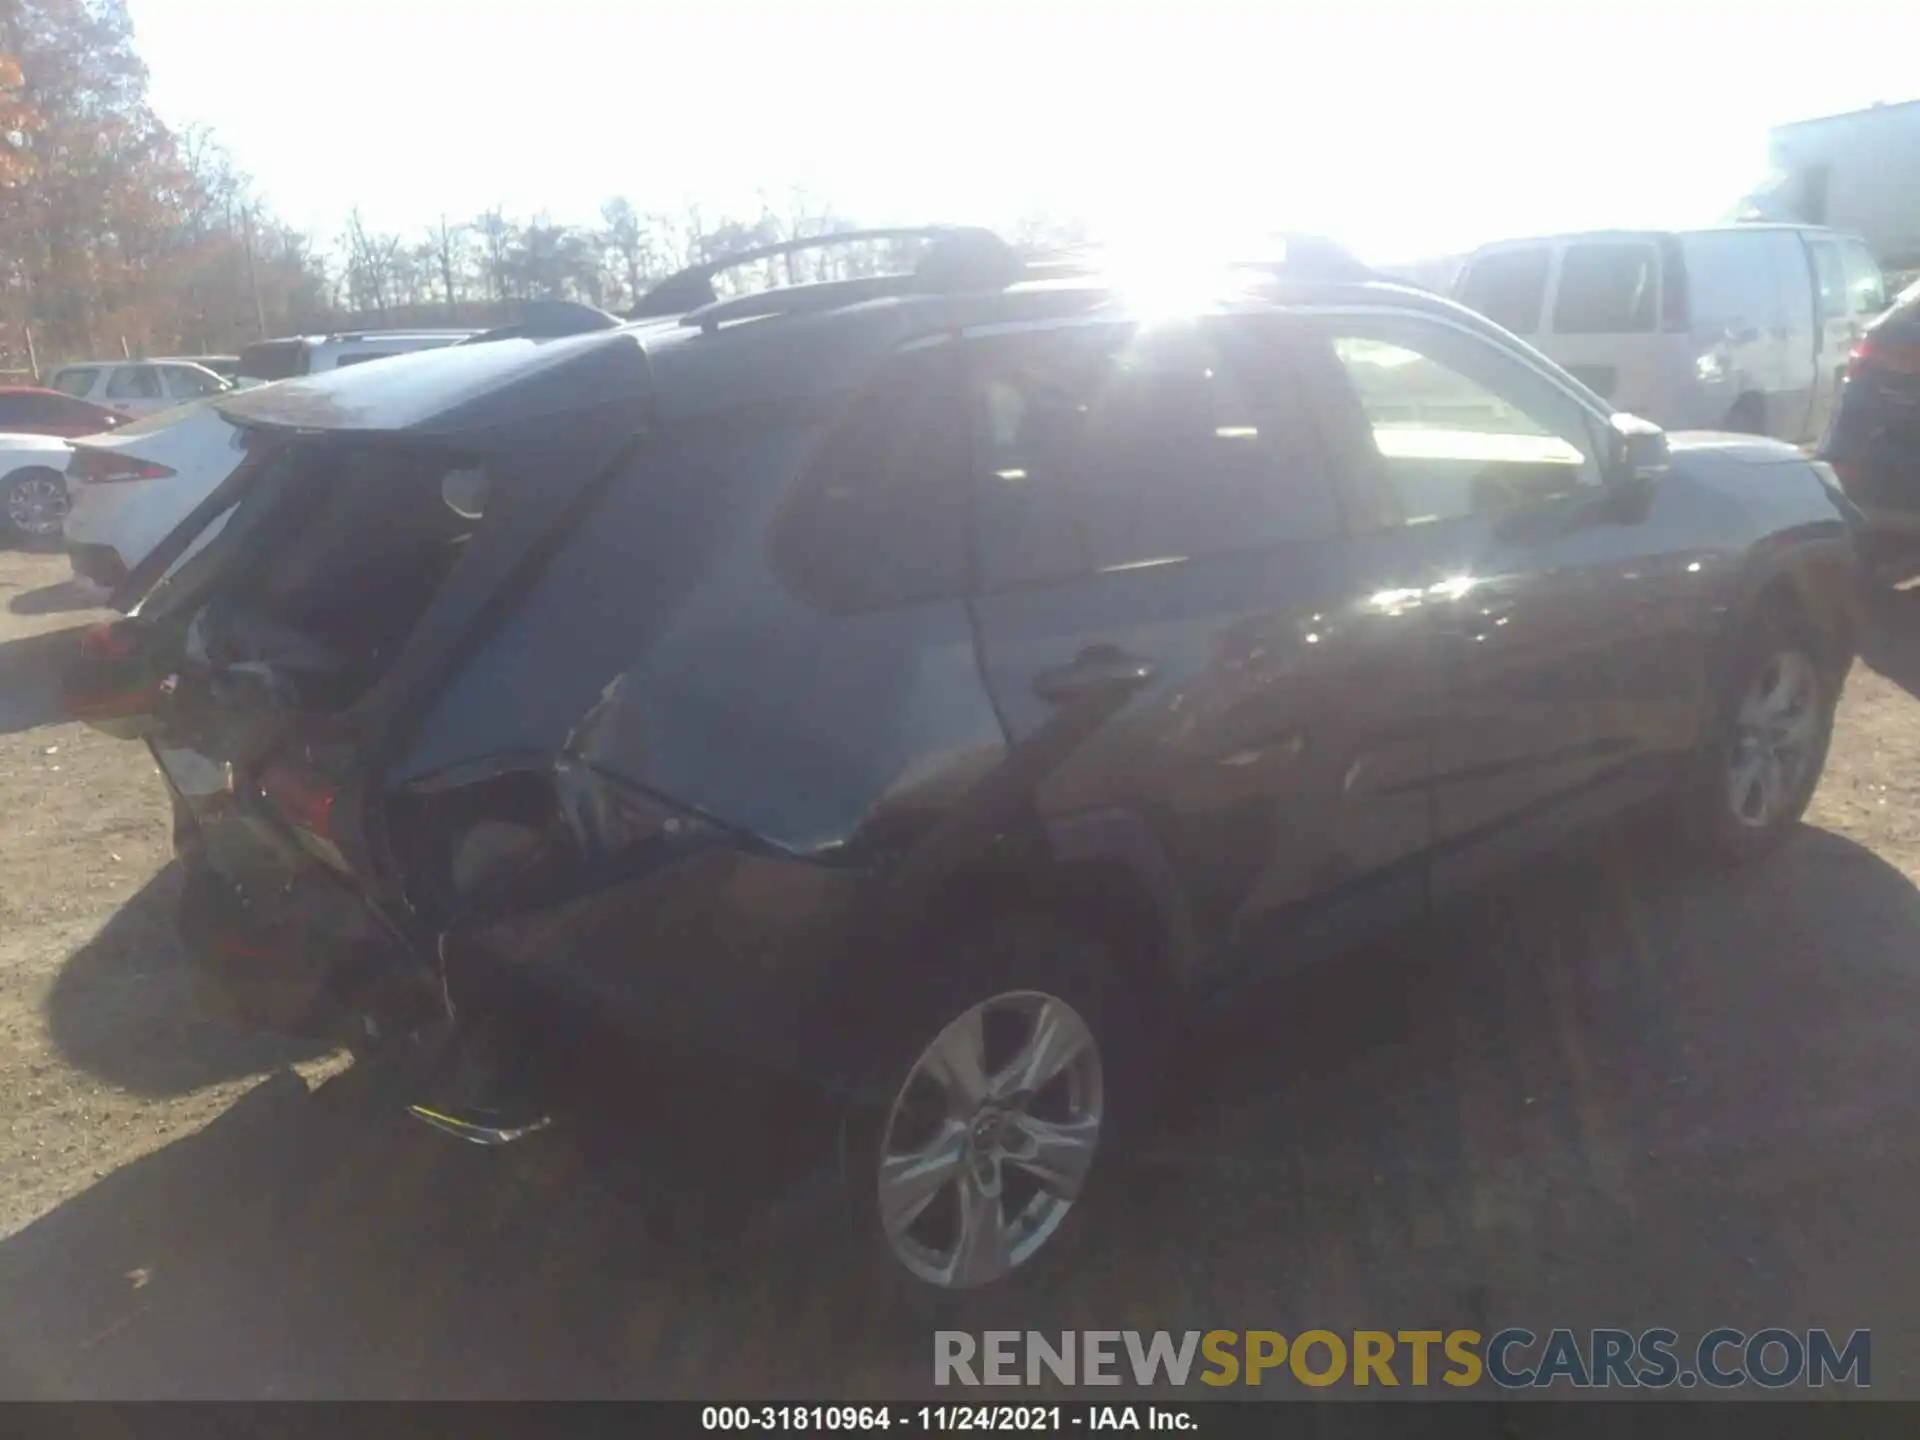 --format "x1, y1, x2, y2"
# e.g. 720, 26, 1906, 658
104, 365, 162, 401
968, 318, 1340, 590
49, 367, 99, 398
771, 343, 970, 613
1458, 248, 1551, 335
1551, 242, 1659, 334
